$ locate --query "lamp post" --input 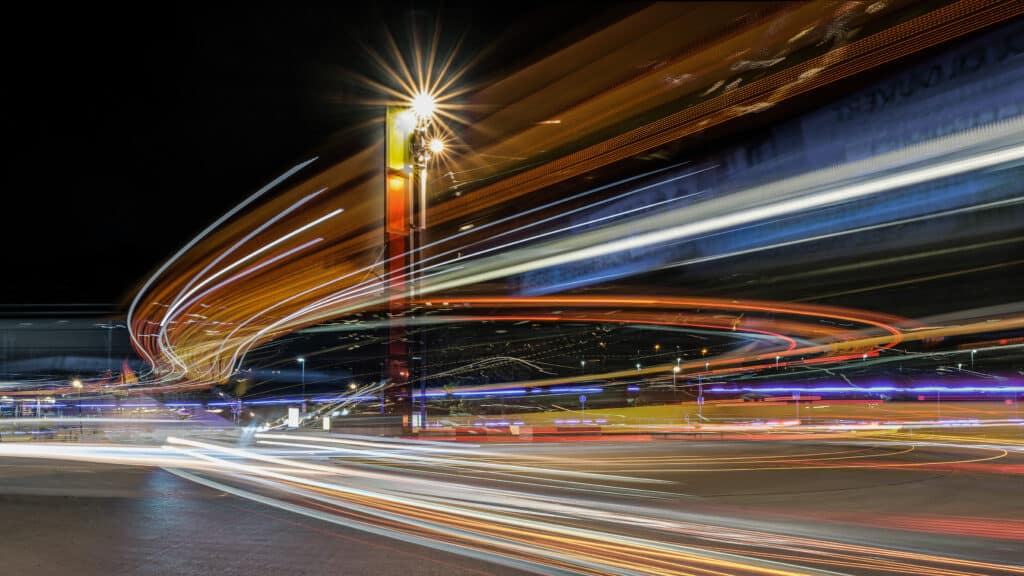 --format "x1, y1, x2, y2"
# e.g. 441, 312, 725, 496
71, 378, 83, 437
971, 349, 977, 370
412, 97, 442, 433
385, 94, 442, 434
672, 365, 680, 402
297, 358, 306, 411
698, 362, 709, 421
